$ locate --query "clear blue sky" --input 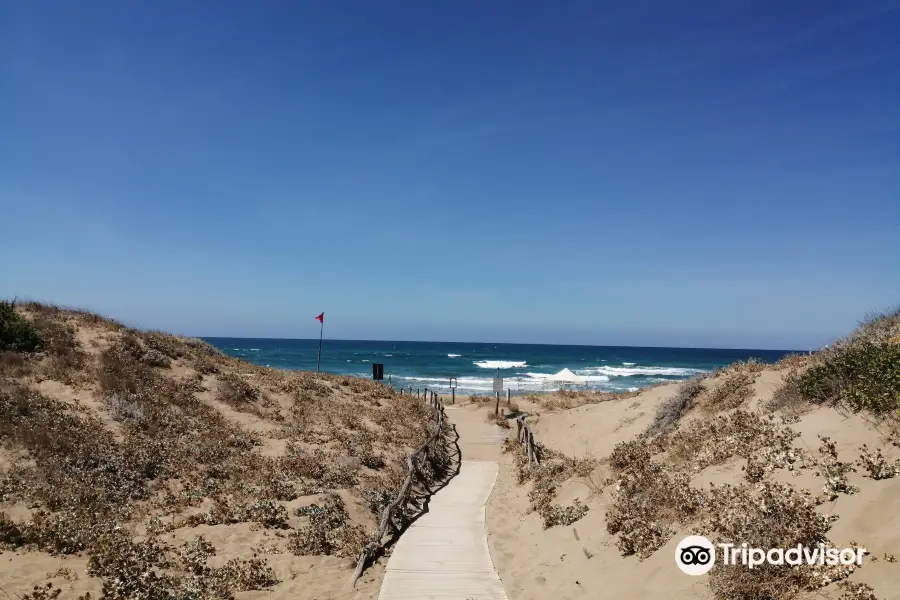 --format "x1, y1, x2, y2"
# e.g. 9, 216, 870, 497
2, 0, 898, 350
